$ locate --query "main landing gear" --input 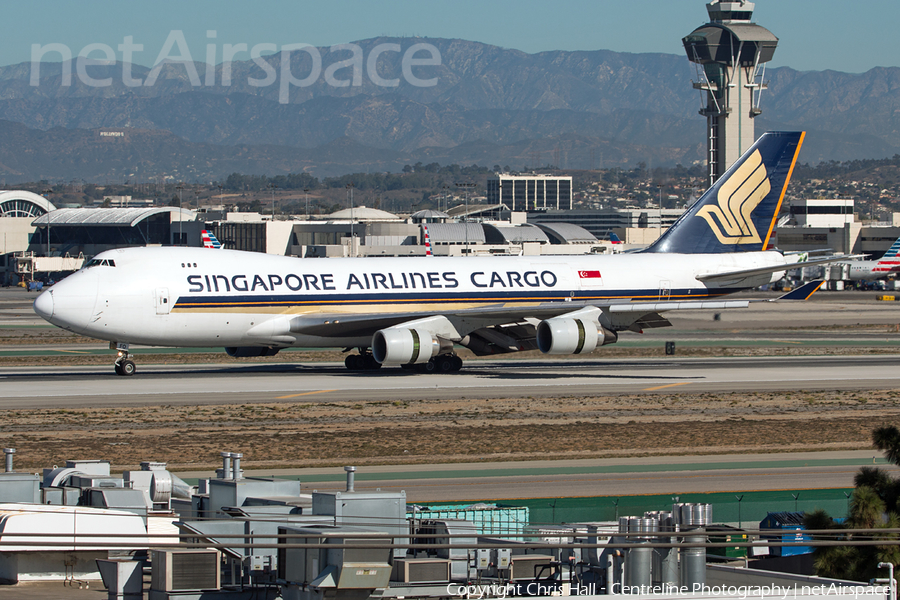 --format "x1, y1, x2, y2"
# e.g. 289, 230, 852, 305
343, 349, 463, 373
113, 343, 136, 376
344, 350, 382, 371
402, 353, 463, 374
